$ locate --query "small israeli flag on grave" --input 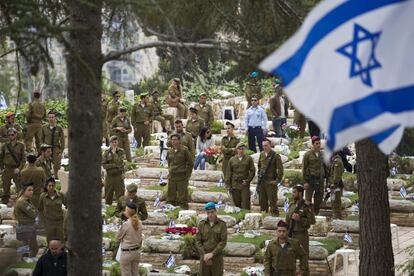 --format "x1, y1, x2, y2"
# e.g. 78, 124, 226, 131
159, 174, 165, 185
169, 218, 176, 228
165, 254, 176, 268
154, 193, 161, 207
400, 186, 407, 199
216, 195, 223, 209
217, 177, 224, 187
131, 137, 137, 148
283, 199, 290, 213
344, 232, 353, 244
